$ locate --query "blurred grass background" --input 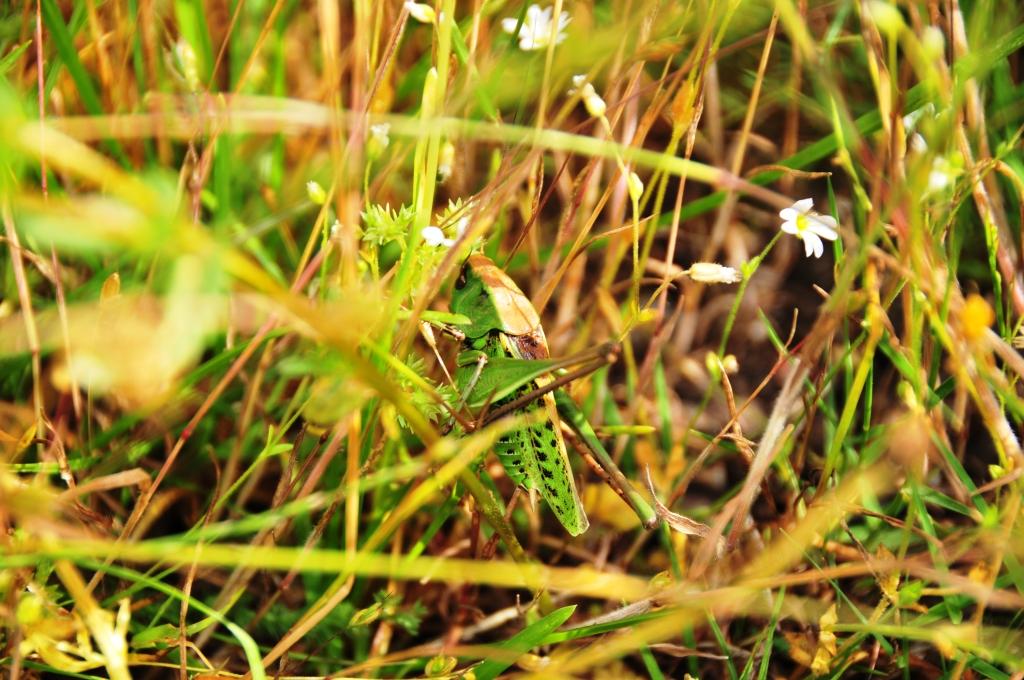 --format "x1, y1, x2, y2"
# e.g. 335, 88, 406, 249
1, 0, 1024, 677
